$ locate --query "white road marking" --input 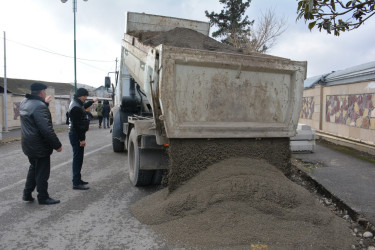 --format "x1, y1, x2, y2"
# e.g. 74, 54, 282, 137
0, 144, 111, 193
